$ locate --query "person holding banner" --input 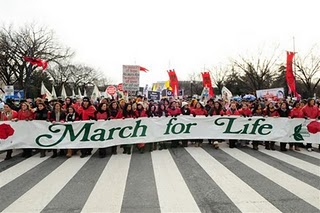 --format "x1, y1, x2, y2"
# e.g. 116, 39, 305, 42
289, 101, 303, 151
156, 103, 169, 150
167, 100, 181, 148
121, 103, 136, 155
16, 101, 35, 158
191, 102, 208, 147
226, 102, 240, 148
278, 102, 291, 151
134, 102, 147, 153
65, 106, 80, 158
302, 98, 319, 152
264, 102, 279, 150
78, 97, 96, 158
180, 101, 191, 147
33, 101, 49, 158
93, 103, 109, 158
0, 103, 18, 160
147, 104, 158, 151
48, 102, 66, 158
108, 100, 123, 155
